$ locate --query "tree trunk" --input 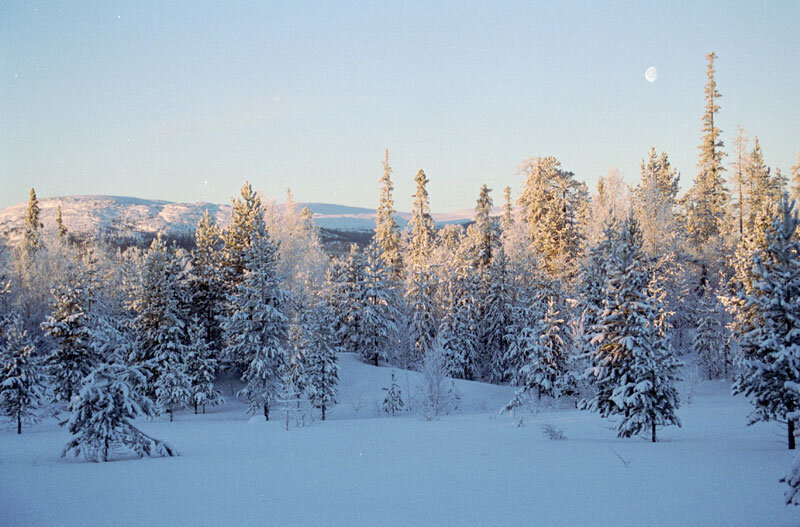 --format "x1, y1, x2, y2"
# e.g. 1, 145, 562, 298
194, 400, 198, 414
17, 411, 21, 435
322, 403, 326, 421
789, 419, 796, 450
264, 401, 269, 422
169, 409, 174, 422
651, 421, 656, 443
373, 355, 378, 367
